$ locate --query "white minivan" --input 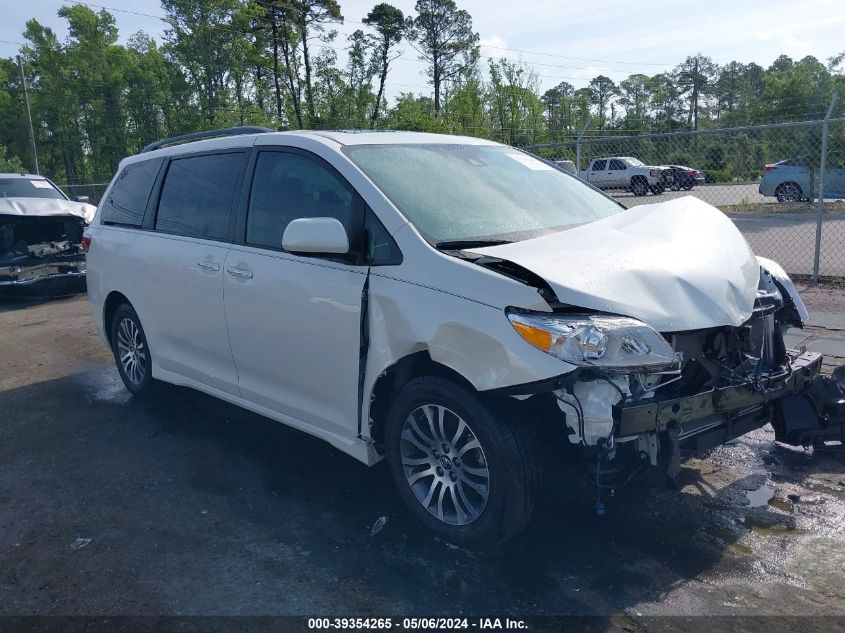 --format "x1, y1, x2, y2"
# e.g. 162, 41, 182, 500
86, 127, 843, 545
